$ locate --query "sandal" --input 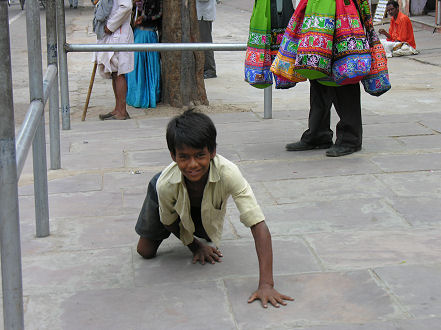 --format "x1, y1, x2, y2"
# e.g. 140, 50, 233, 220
99, 112, 114, 120
103, 113, 130, 120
